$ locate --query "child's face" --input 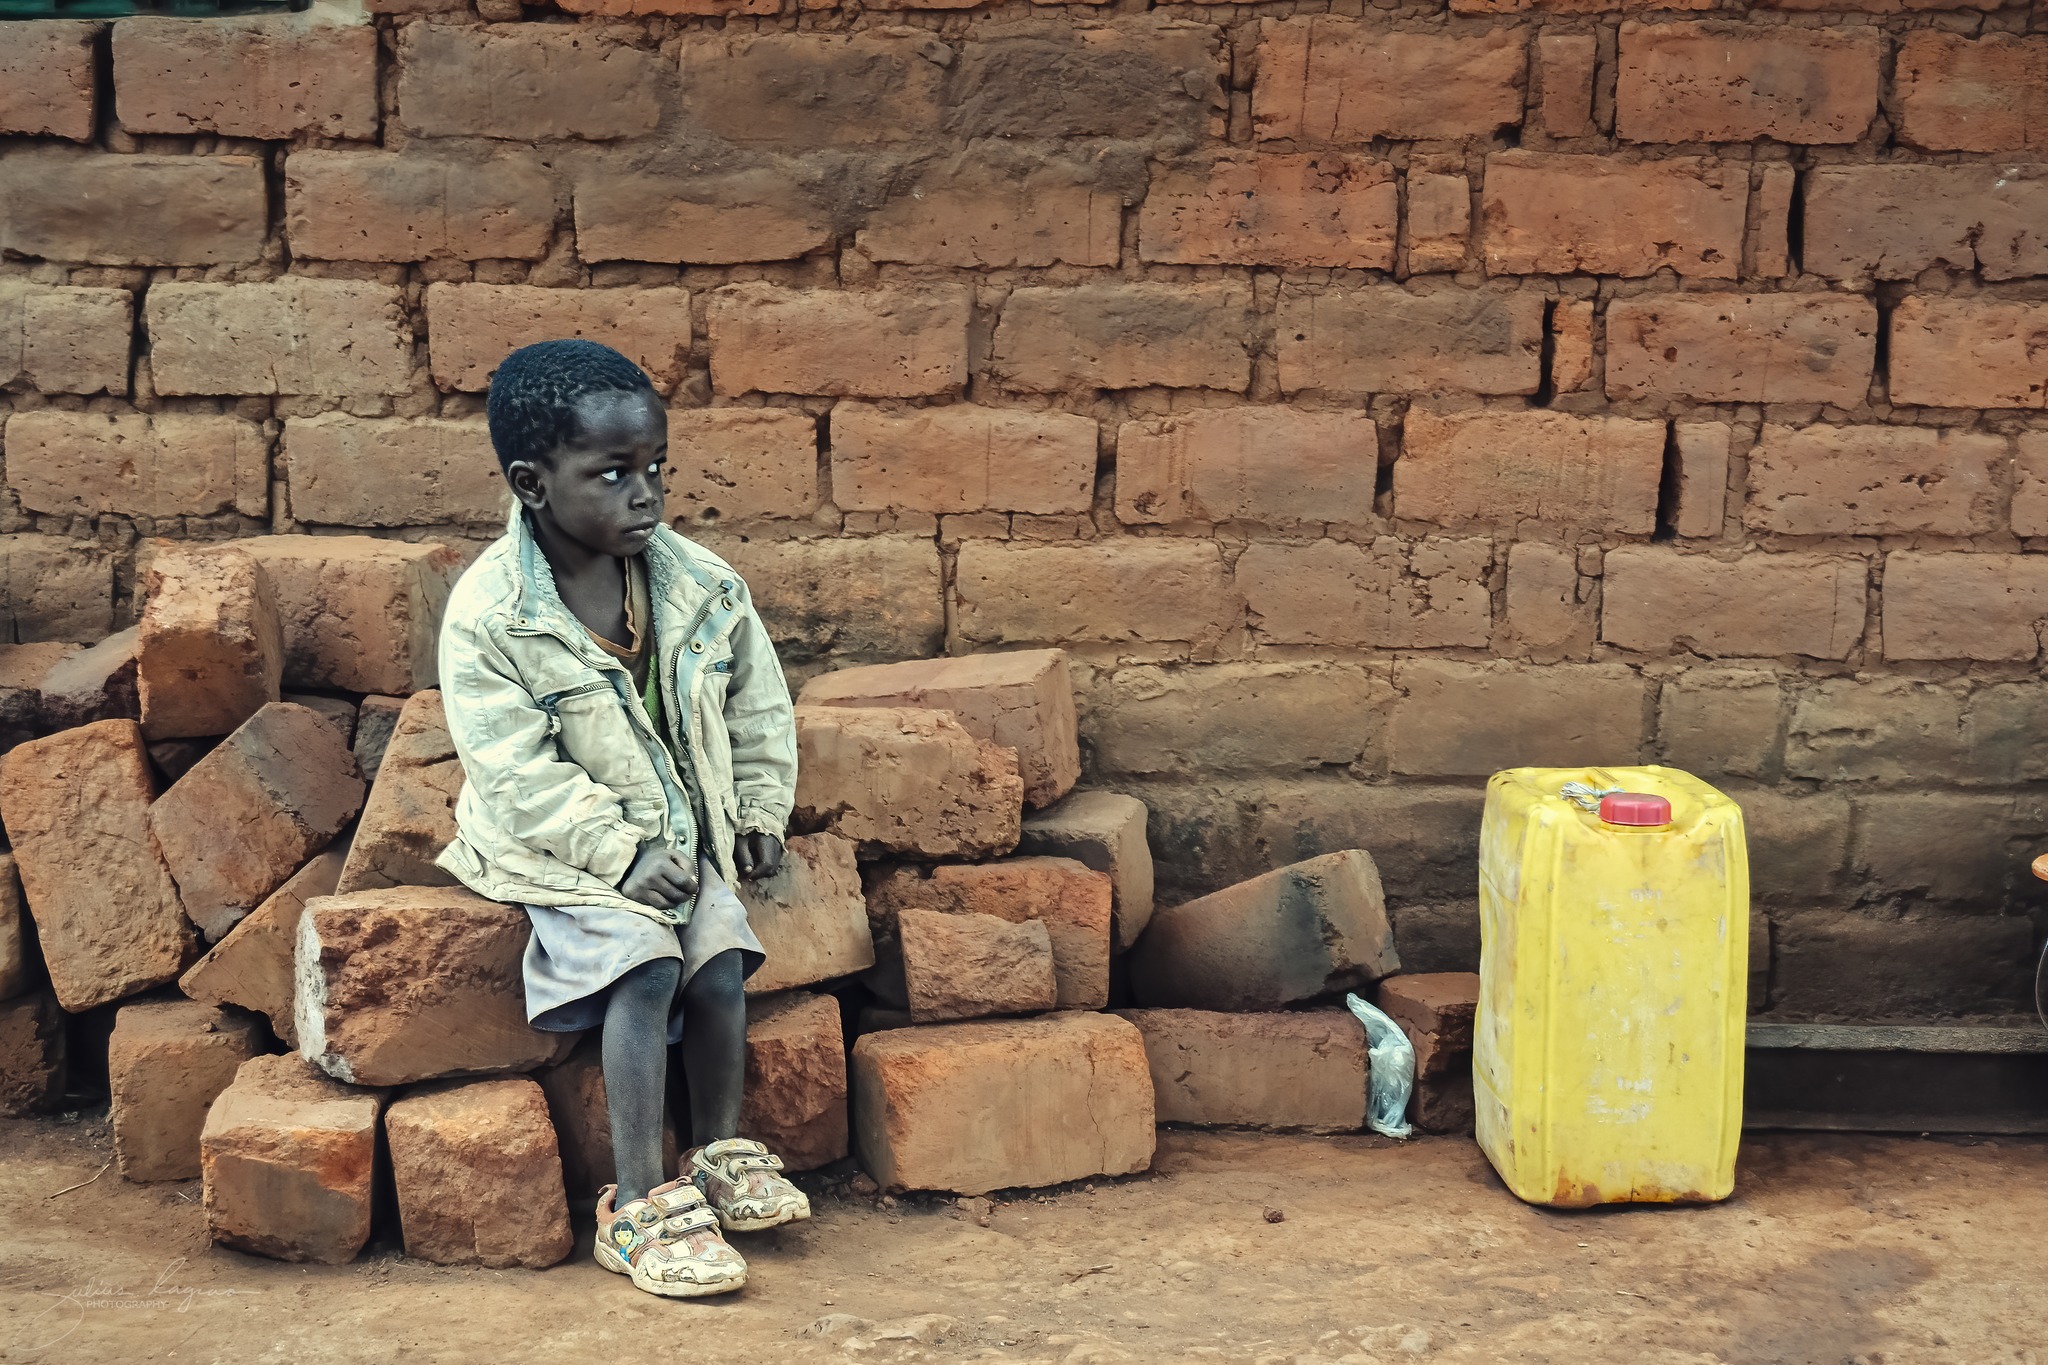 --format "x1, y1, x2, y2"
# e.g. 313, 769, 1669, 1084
510, 389, 669, 559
